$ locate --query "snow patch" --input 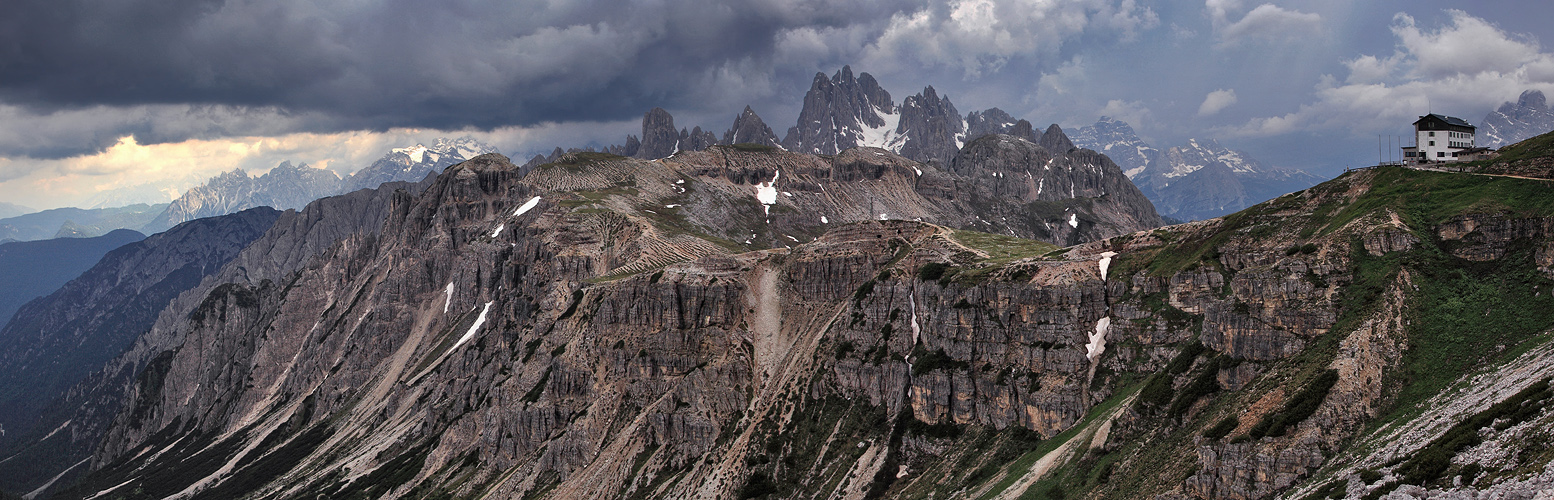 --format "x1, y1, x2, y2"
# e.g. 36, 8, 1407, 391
1085, 317, 1111, 361
909, 293, 921, 345
856, 110, 903, 151
1068, 214, 1078, 228
664, 204, 681, 208
755, 170, 781, 218
878, 213, 888, 220
513, 196, 542, 217
1098, 251, 1117, 280
912, 165, 922, 176
821, 216, 829, 224
450, 302, 493, 352
444, 282, 454, 313
490, 223, 504, 238
393, 145, 428, 163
